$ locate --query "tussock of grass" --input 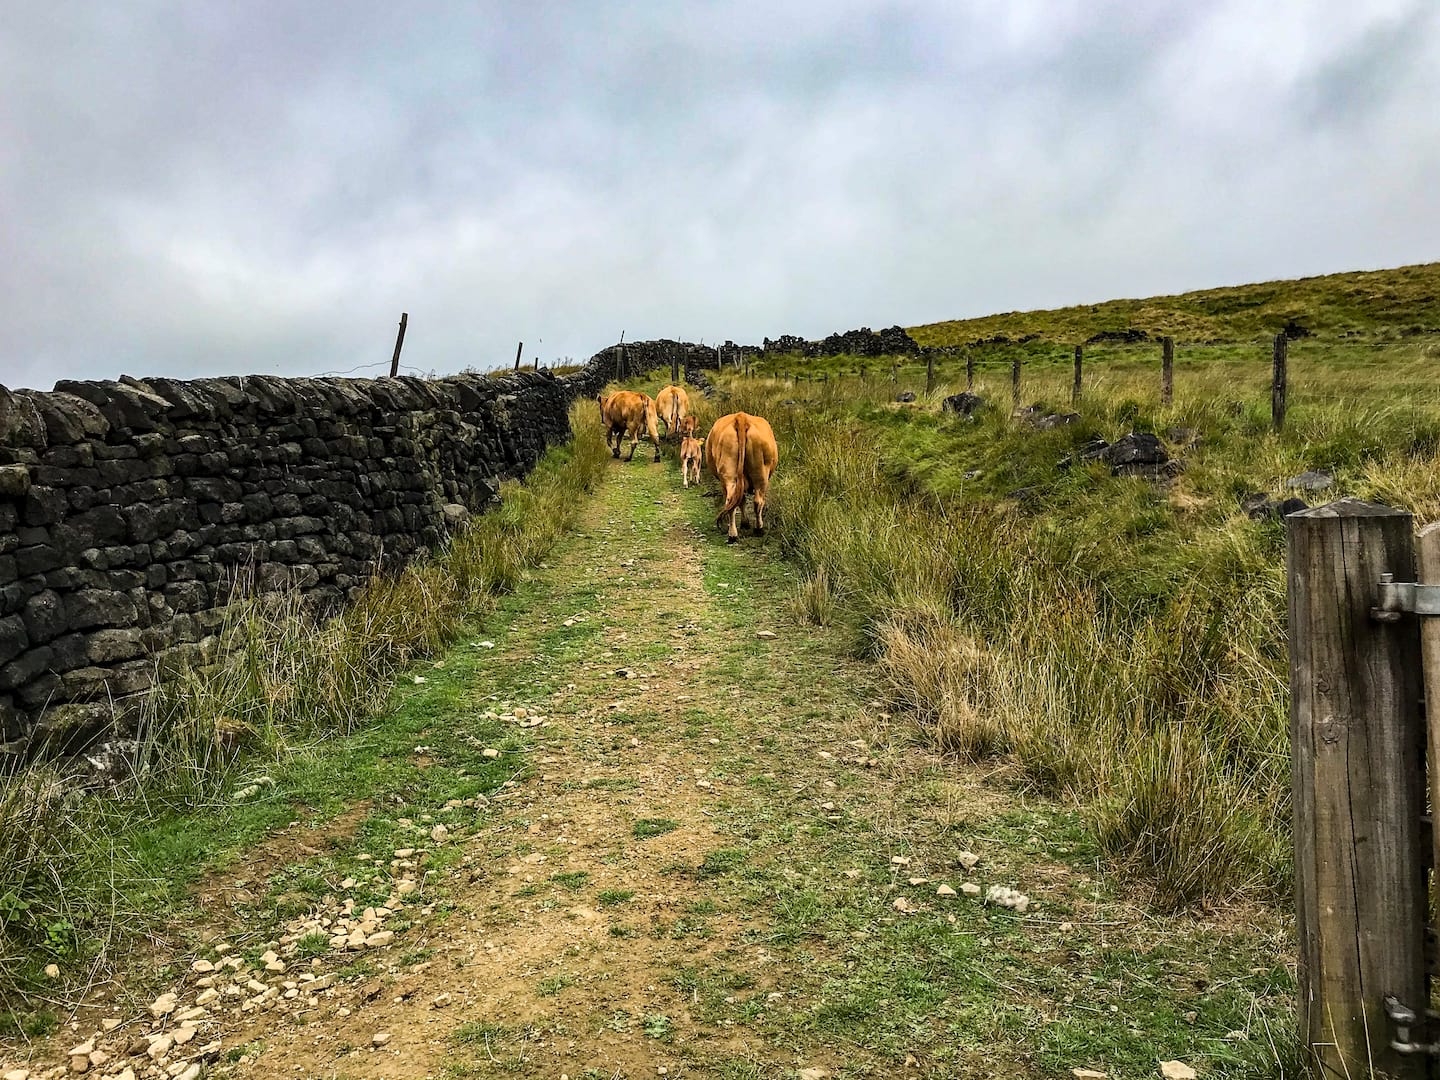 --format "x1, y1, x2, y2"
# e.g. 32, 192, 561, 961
0, 403, 608, 1029
702, 341, 1440, 909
